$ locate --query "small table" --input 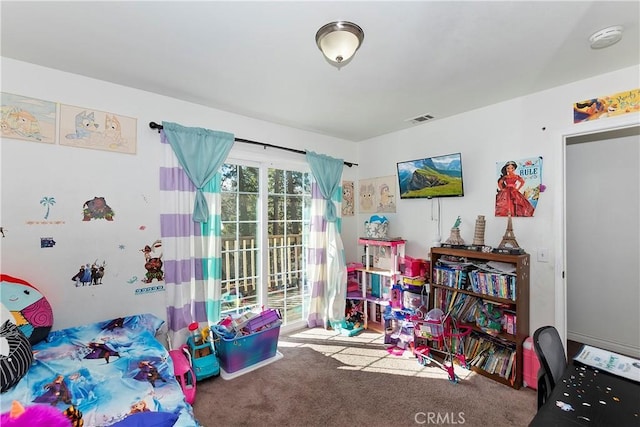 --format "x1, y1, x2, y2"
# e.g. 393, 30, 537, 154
529, 357, 640, 426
